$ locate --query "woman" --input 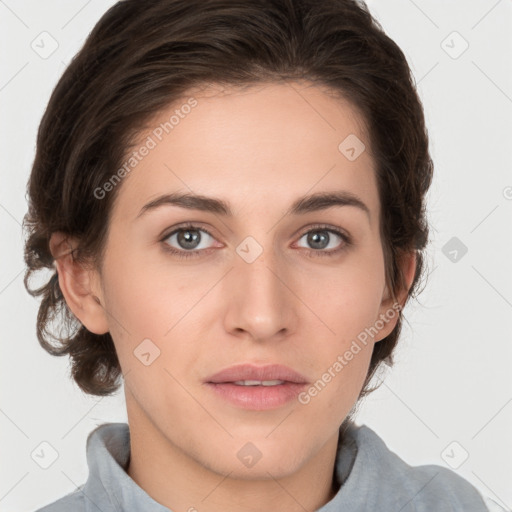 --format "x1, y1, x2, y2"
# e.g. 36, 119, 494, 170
24, 0, 496, 510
